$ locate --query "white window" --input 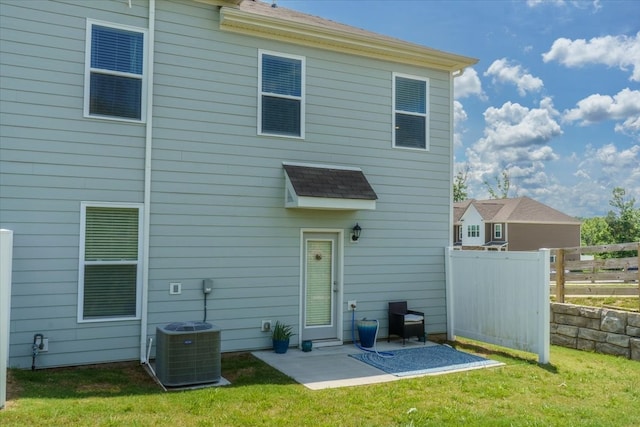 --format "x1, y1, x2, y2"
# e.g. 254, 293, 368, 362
458, 226, 463, 241
494, 223, 503, 239
467, 224, 479, 238
393, 73, 429, 150
84, 20, 147, 121
78, 203, 143, 322
258, 50, 305, 138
